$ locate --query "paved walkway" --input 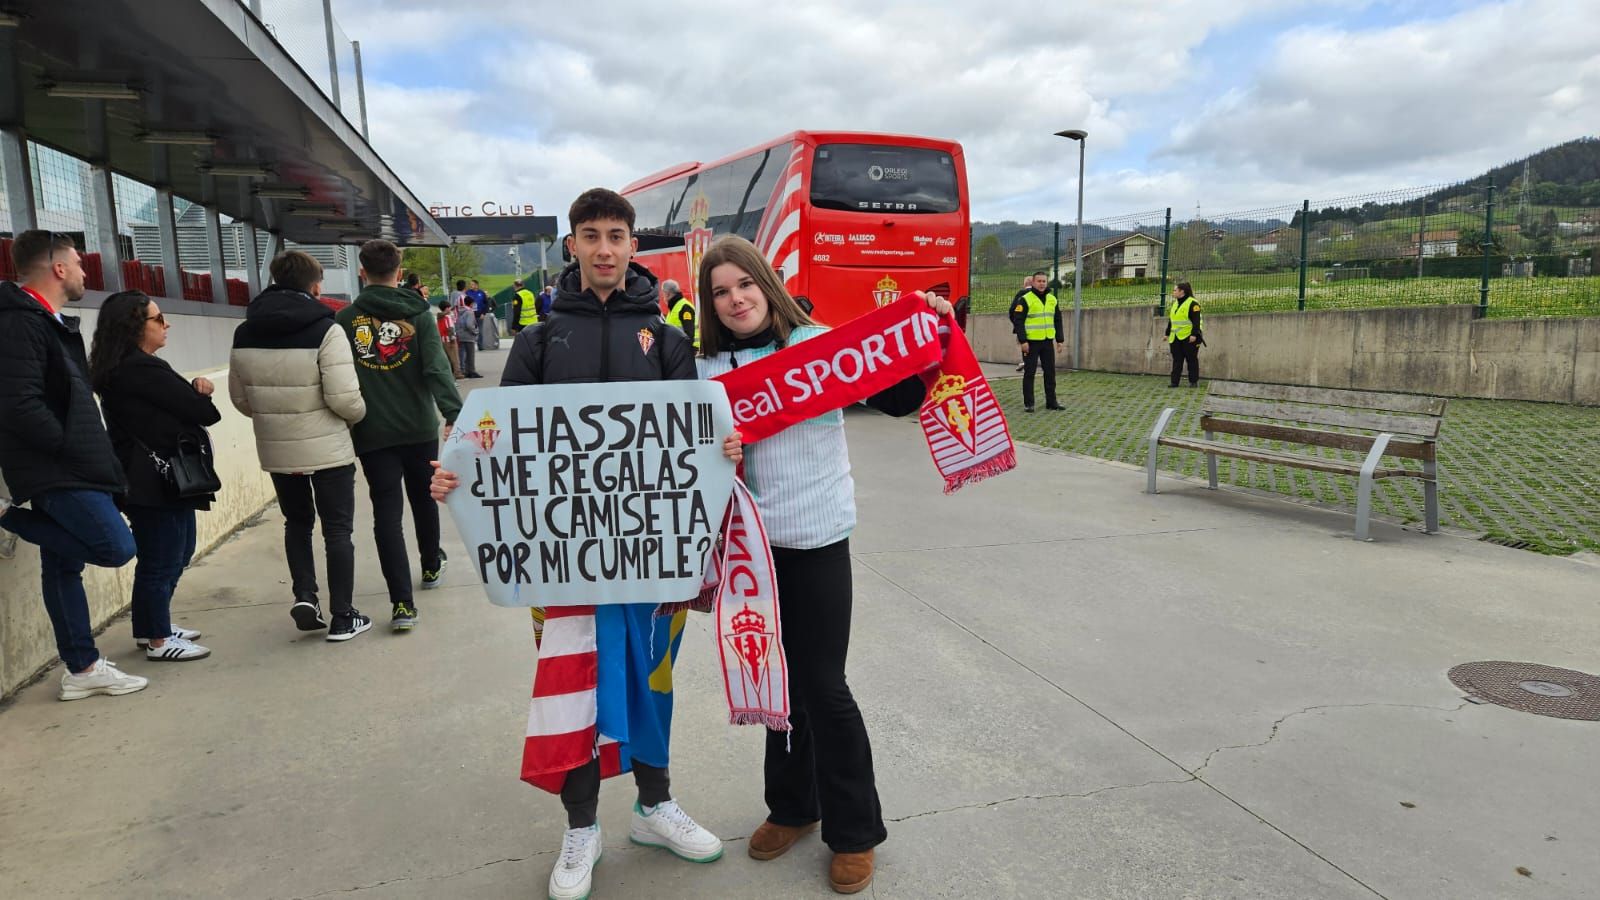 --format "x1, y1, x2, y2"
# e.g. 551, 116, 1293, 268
2, 349, 1596, 899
